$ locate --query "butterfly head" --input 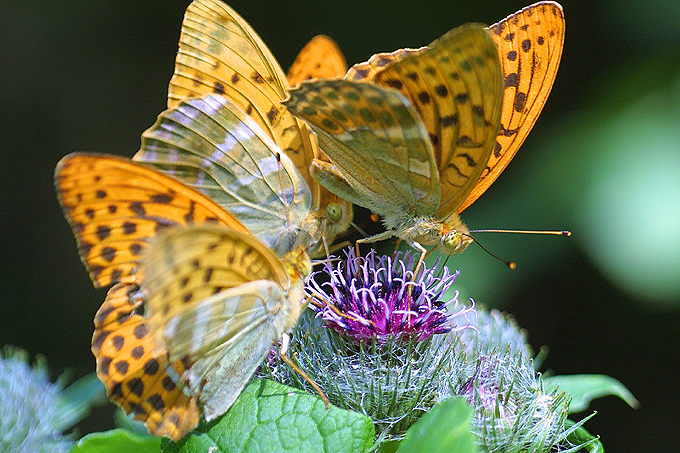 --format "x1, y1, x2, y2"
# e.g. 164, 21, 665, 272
323, 199, 353, 241
440, 214, 473, 255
